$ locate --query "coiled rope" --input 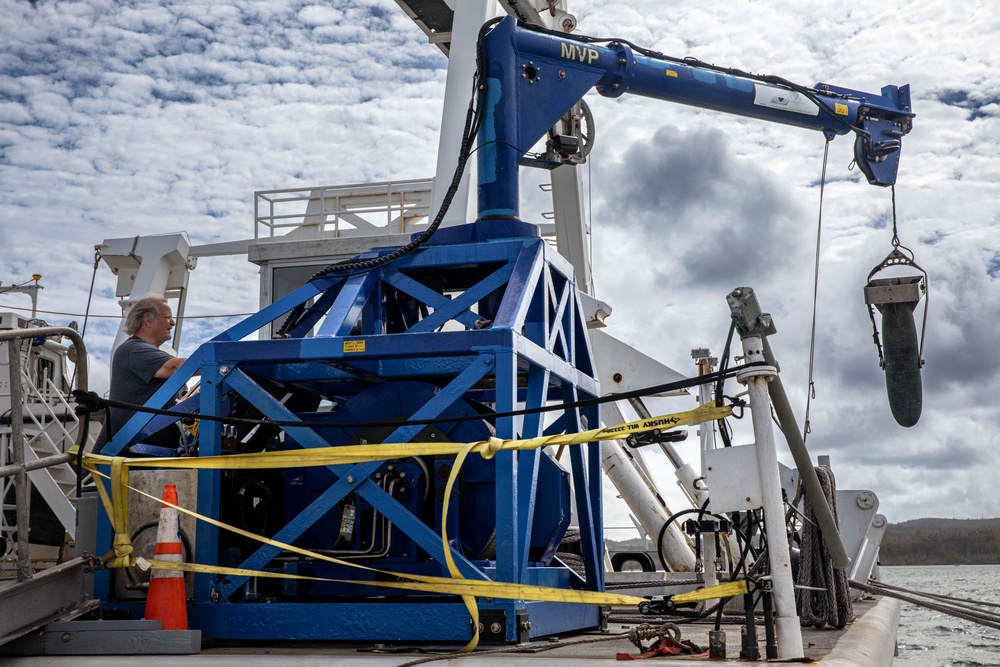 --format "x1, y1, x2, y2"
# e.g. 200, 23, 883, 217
795, 465, 853, 628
